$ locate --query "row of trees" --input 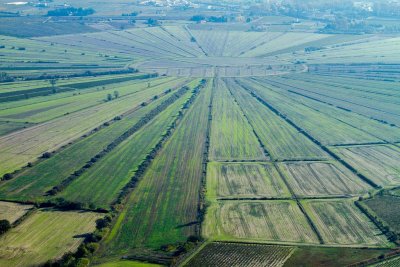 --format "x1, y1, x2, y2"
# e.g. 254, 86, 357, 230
190, 15, 228, 23
47, 7, 95, 16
